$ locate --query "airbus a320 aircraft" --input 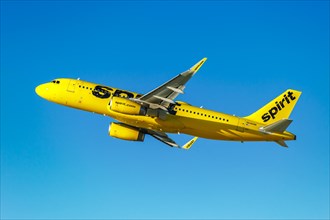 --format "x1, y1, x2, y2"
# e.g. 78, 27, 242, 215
35, 58, 301, 149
